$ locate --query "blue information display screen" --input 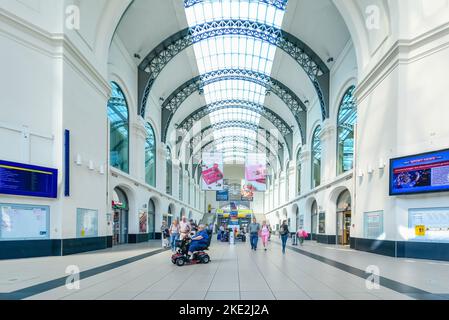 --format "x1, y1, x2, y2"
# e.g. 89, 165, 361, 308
390, 149, 449, 195
216, 190, 229, 201
0, 160, 58, 198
